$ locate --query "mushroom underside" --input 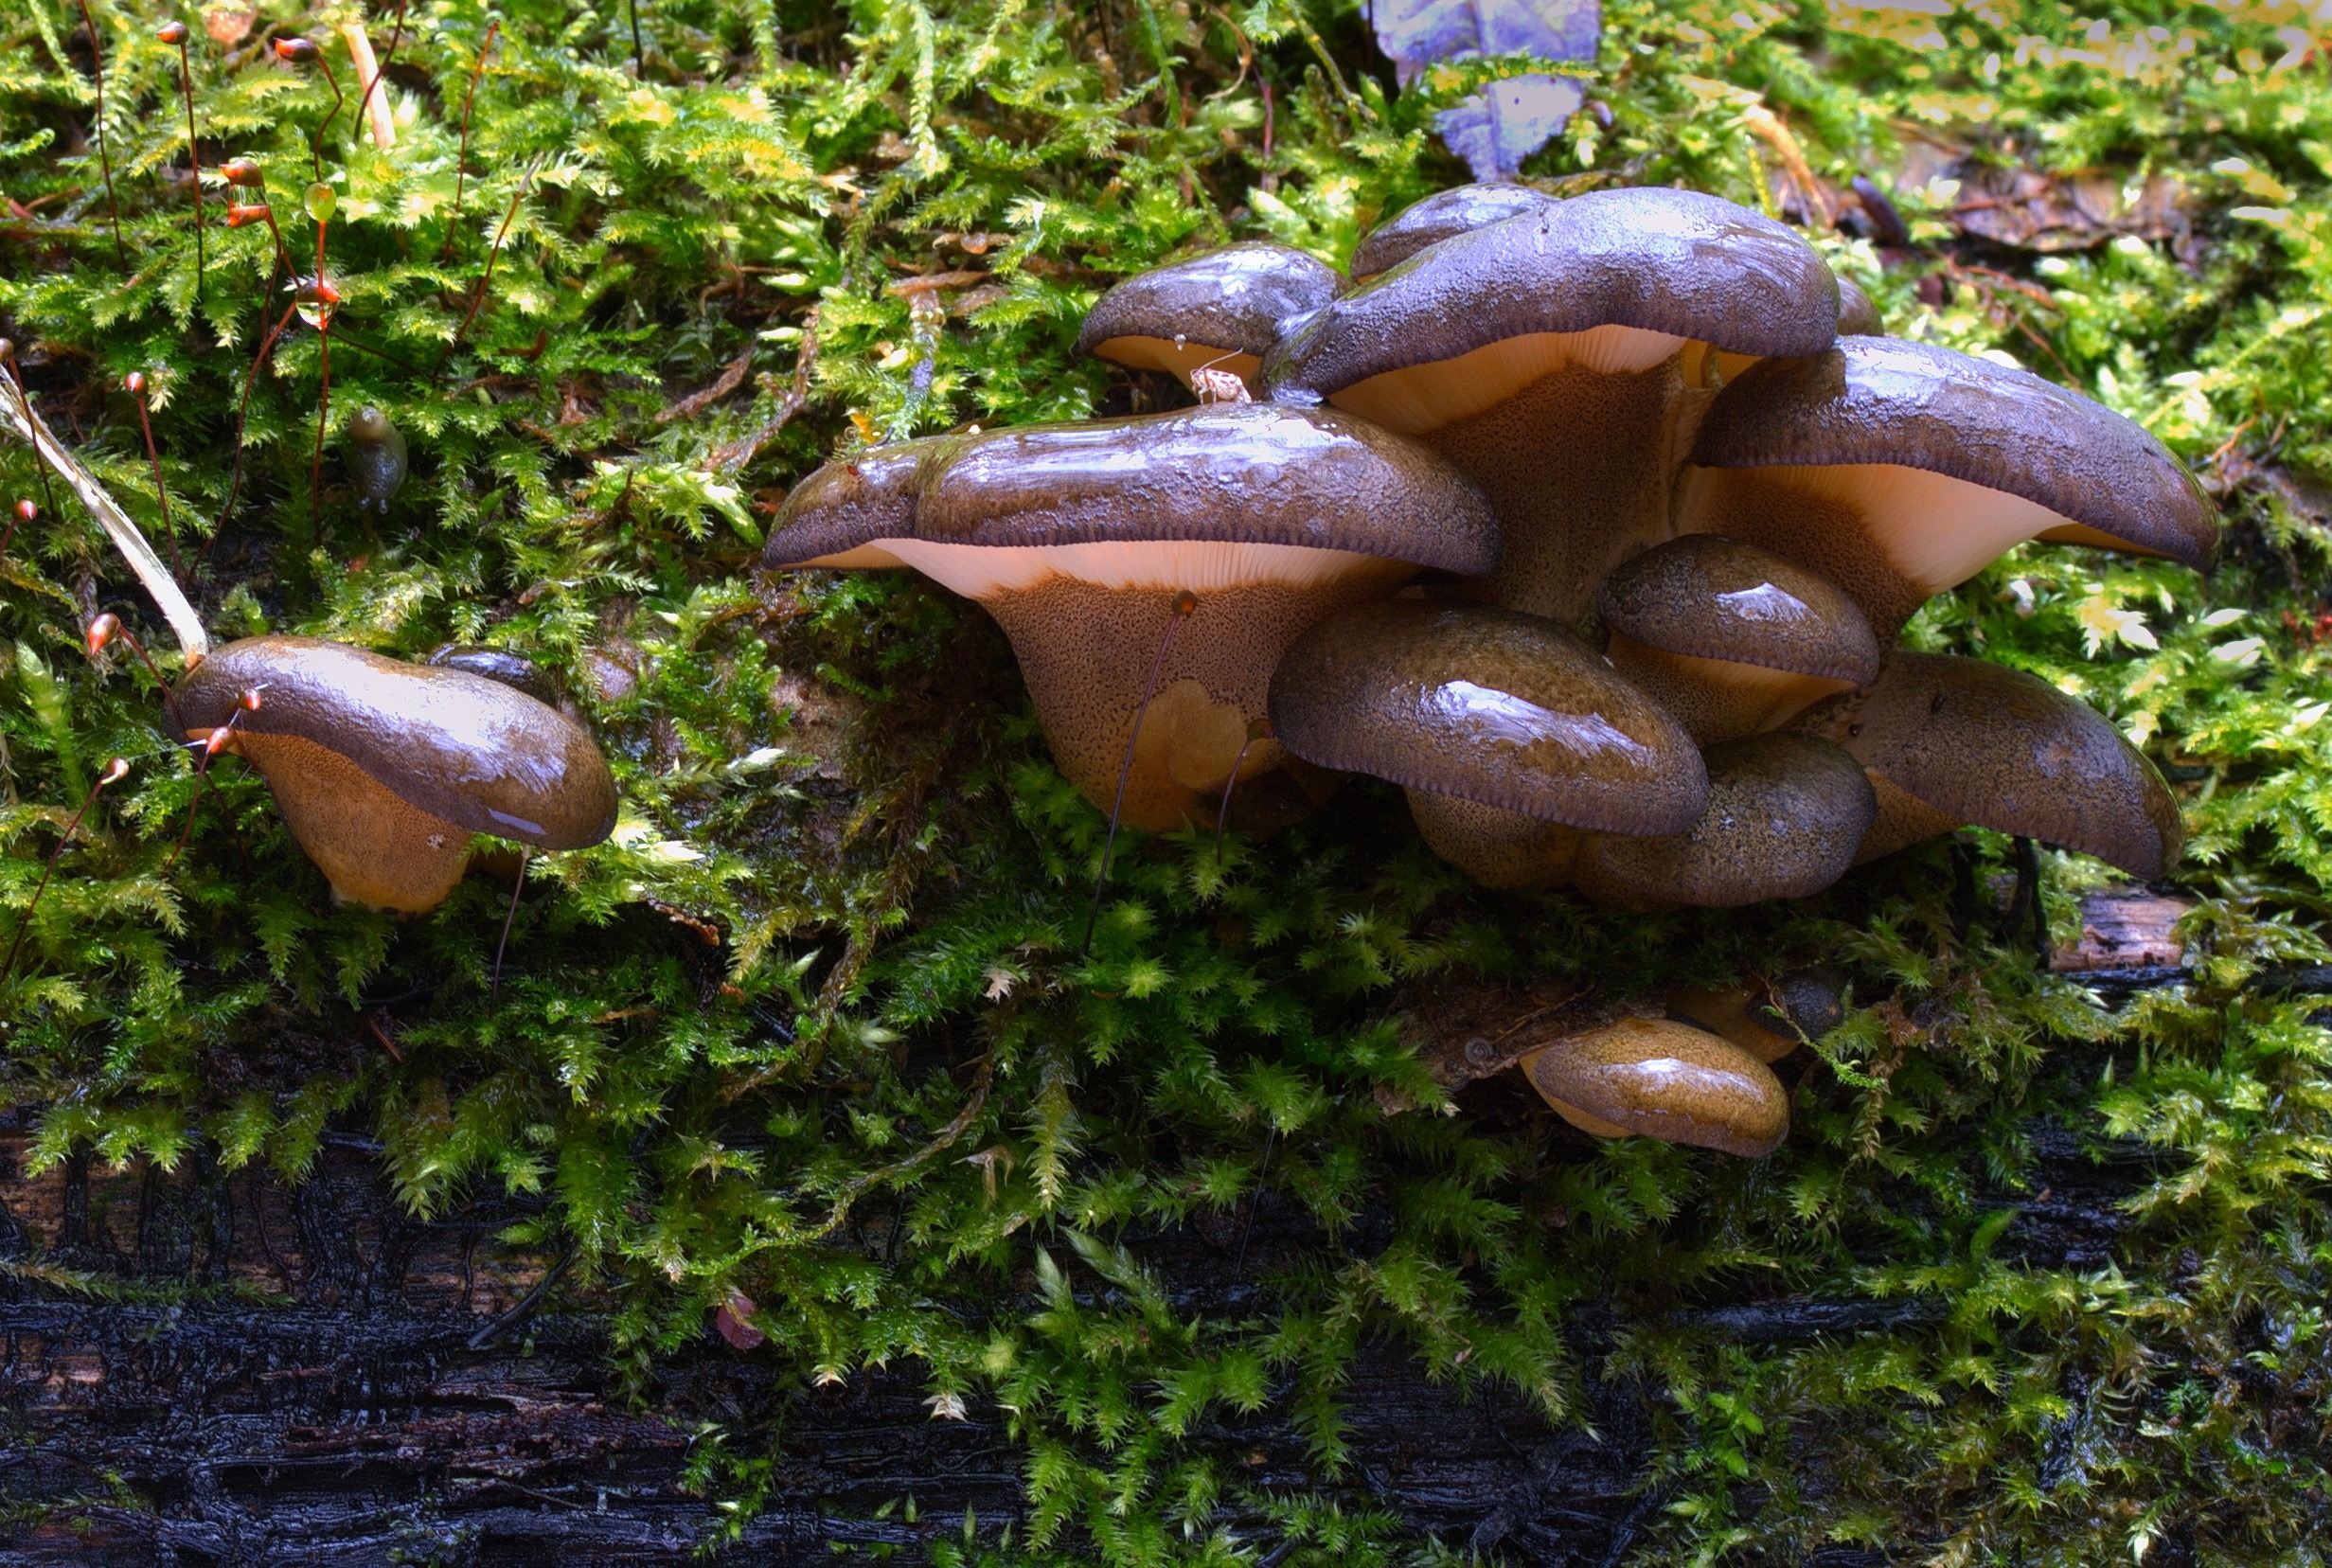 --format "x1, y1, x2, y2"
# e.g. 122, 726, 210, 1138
1085, 336, 1262, 389
974, 557, 1415, 830
1325, 330, 1708, 628
231, 731, 474, 913
1602, 633, 1858, 744
1678, 461, 2095, 636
